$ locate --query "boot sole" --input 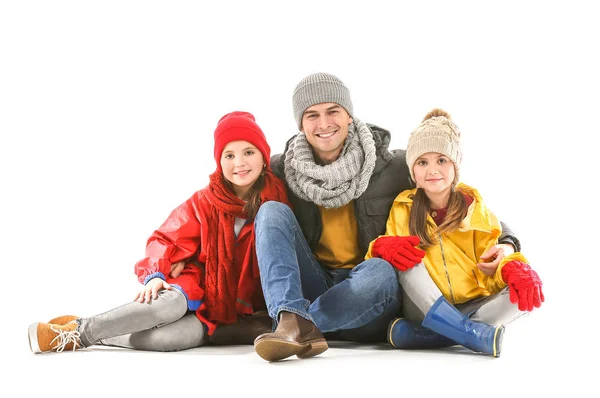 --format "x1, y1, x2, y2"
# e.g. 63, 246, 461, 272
28, 323, 42, 353
255, 338, 328, 362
